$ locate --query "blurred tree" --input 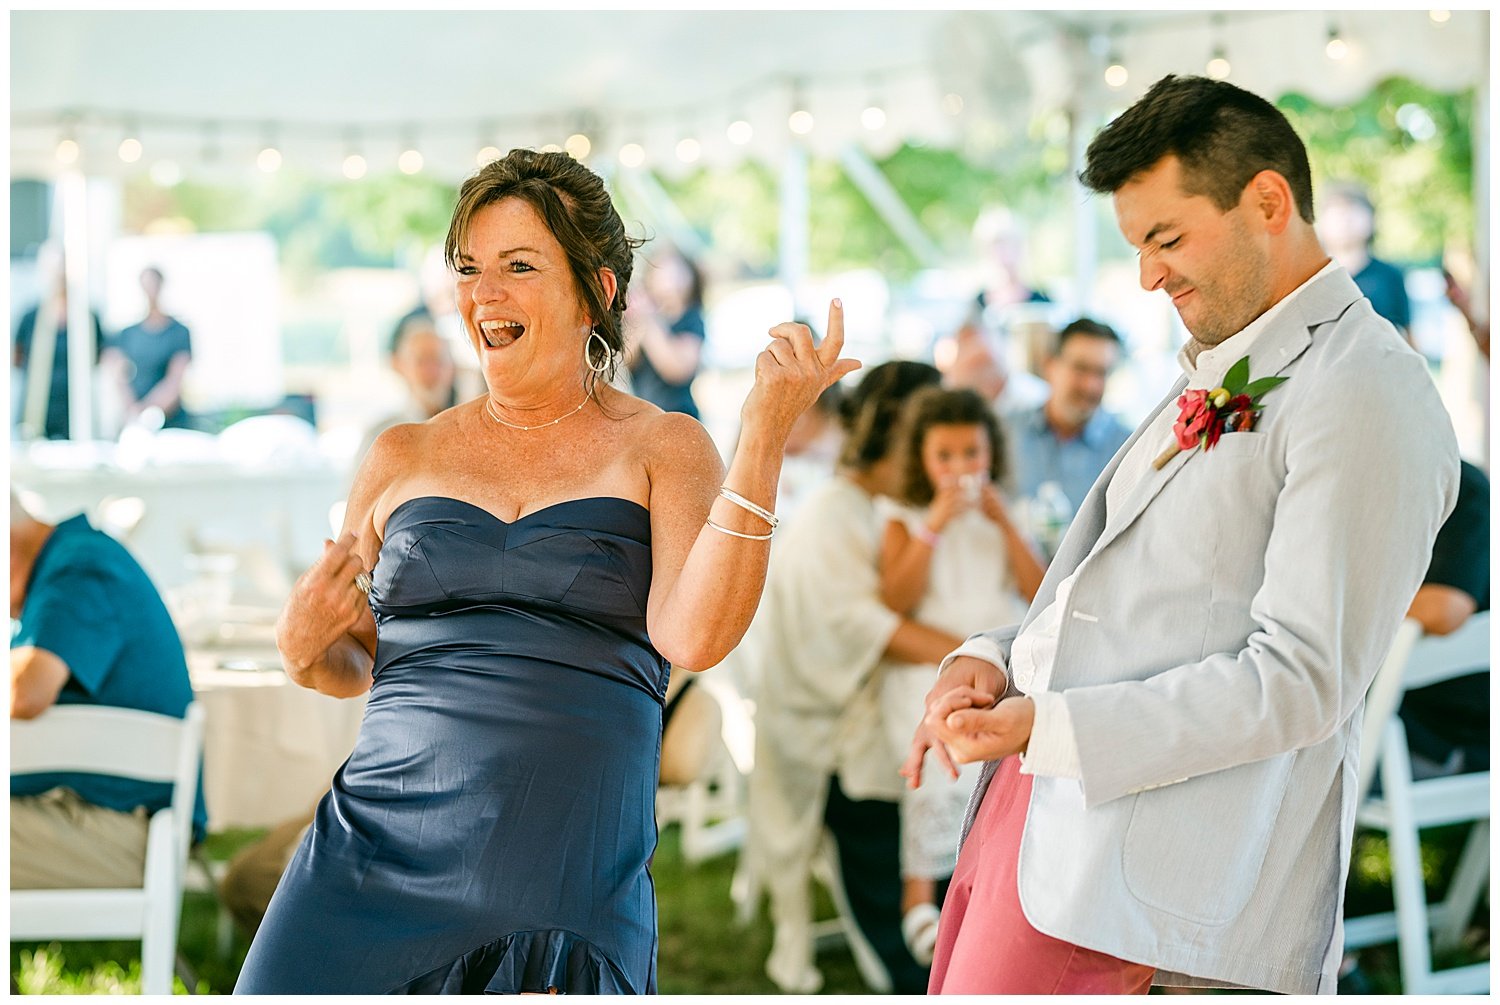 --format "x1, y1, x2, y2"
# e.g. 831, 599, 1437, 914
1278, 77, 1474, 266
